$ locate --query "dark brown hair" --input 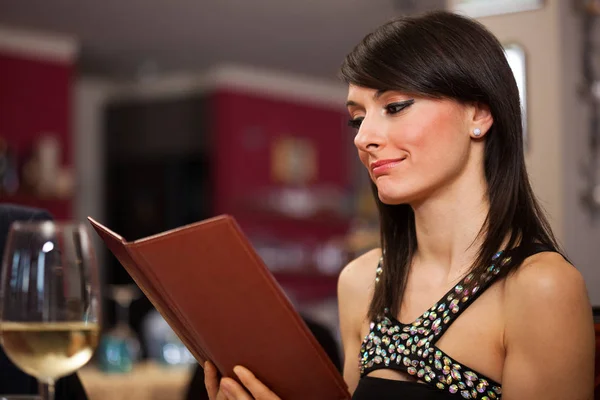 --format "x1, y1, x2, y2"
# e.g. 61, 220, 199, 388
340, 11, 560, 321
